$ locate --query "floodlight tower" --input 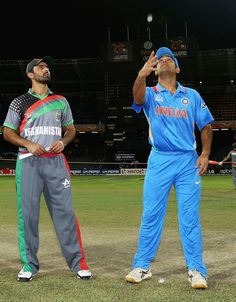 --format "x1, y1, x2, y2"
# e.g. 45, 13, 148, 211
147, 13, 153, 41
